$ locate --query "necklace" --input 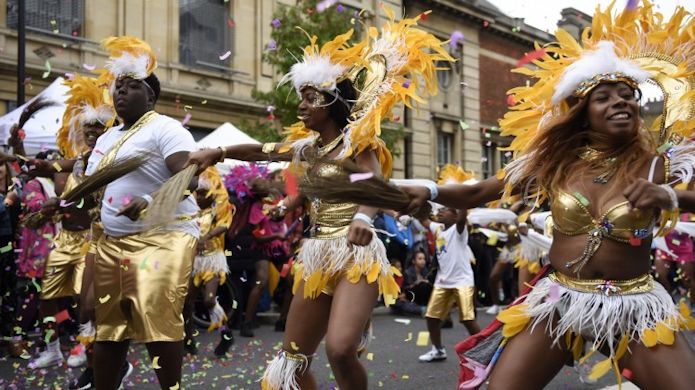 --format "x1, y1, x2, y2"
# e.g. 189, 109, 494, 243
578, 146, 618, 184
317, 133, 344, 157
